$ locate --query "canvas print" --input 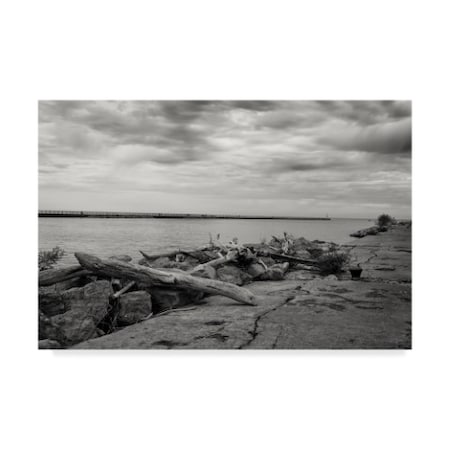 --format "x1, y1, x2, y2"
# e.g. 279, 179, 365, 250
38, 101, 412, 349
